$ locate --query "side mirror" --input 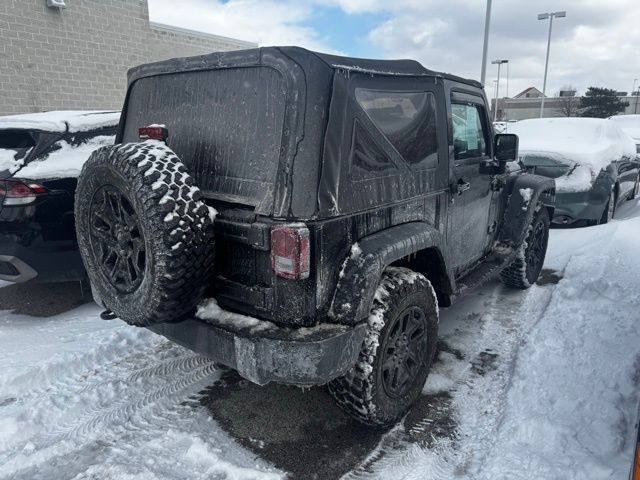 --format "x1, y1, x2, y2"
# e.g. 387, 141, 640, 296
494, 133, 519, 162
